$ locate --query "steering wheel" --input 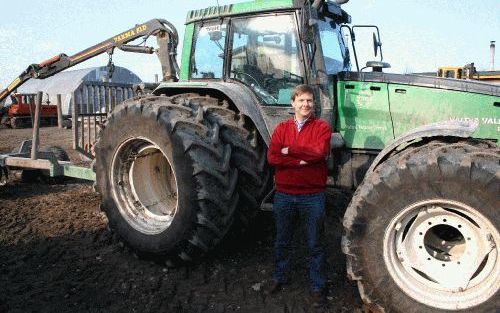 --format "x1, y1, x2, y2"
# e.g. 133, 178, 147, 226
282, 70, 303, 83
231, 68, 277, 104
231, 69, 262, 87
